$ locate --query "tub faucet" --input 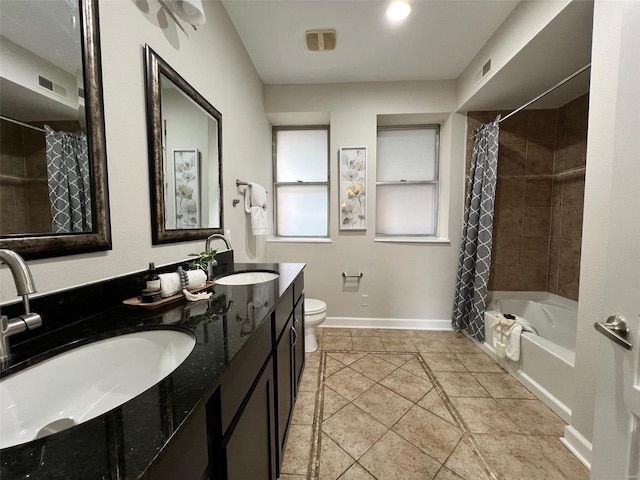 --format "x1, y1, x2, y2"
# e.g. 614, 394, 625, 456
204, 234, 232, 280
0, 249, 42, 364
